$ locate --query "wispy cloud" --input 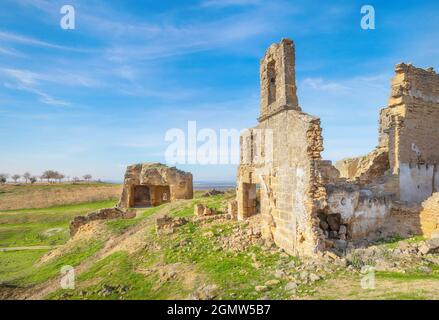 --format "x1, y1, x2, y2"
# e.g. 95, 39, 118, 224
300, 73, 390, 96
0, 46, 23, 57
4, 82, 69, 106
0, 31, 85, 52
1, 68, 73, 106
2, 68, 100, 87
200, 0, 261, 8
301, 78, 349, 94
